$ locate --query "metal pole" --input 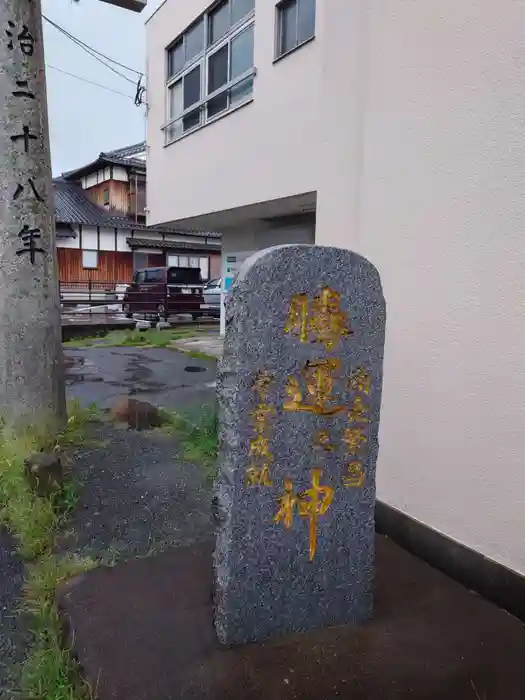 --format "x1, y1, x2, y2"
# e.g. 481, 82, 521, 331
0, 0, 66, 427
